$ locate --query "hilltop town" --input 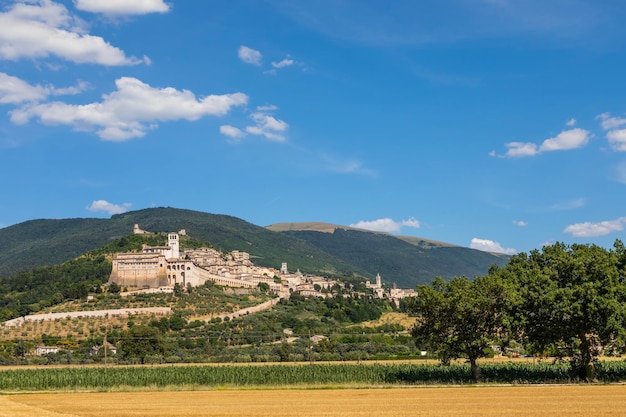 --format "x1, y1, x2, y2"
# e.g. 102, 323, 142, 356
109, 224, 417, 305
